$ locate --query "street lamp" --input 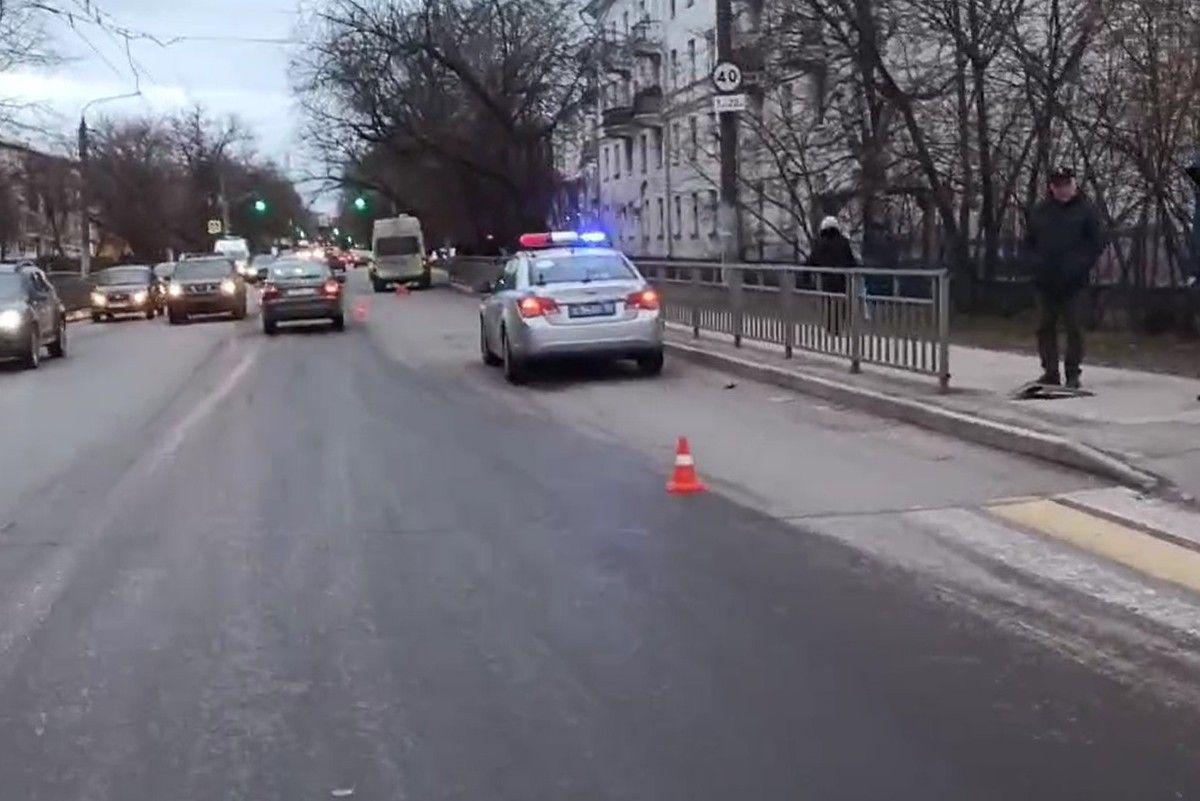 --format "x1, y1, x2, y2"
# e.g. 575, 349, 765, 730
78, 91, 141, 275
